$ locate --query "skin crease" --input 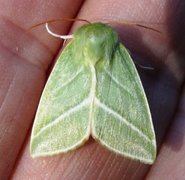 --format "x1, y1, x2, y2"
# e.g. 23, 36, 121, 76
0, 0, 184, 179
